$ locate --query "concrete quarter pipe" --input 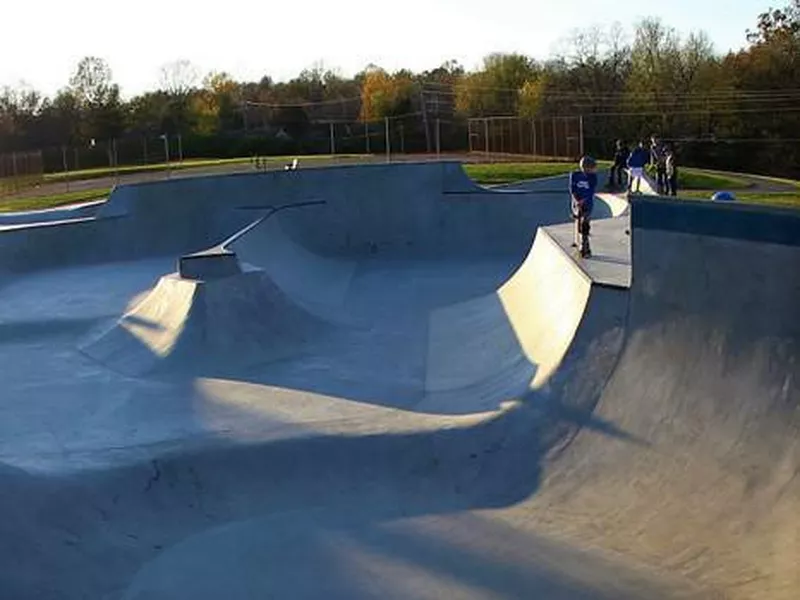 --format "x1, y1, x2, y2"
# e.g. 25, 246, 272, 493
0, 162, 797, 599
